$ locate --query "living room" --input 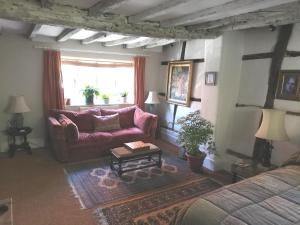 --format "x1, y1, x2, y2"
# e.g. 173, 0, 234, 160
0, 1, 300, 225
